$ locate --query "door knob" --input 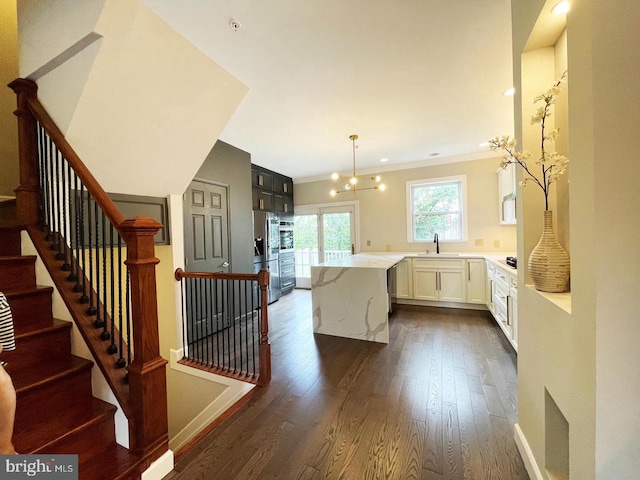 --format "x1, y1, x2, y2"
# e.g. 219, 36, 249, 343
221, 261, 229, 268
